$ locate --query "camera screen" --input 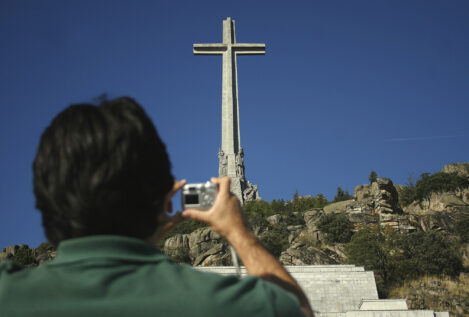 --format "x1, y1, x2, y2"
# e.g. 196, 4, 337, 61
184, 194, 199, 205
